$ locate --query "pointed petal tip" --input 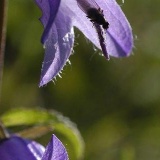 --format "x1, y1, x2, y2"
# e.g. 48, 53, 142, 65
42, 134, 69, 160
39, 78, 50, 87
52, 135, 69, 160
